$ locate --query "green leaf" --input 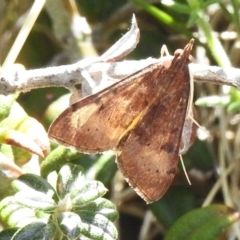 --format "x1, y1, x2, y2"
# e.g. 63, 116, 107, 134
57, 163, 85, 199
56, 163, 107, 206
57, 212, 82, 240
161, 1, 191, 14
0, 197, 43, 228
14, 191, 56, 212
44, 93, 70, 125
80, 212, 118, 240
86, 153, 117, 185
76, 198, 118, 222
129, 0, 192, 38
12, 222, 56, 240
195, 95, 230, 107
0, 227, 19, 239
40, 146, 80, 178
0, 127, 44, 158
227, 101, 240, 112
0, 143, 33, 167
12, 174, 55, 196
0, 94, 17, 122
0, 115, 50, 157
0, 152, 22, 198
164, 204, 240, 240
149, 187, 195, 228
71, 181, 107, 206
